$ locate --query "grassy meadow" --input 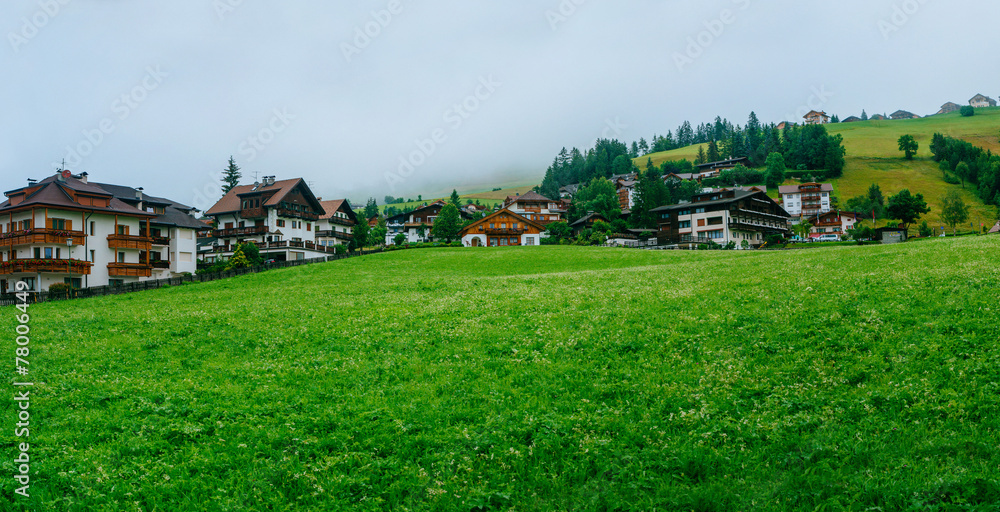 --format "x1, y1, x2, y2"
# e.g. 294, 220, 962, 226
3, 239, 1000, 511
